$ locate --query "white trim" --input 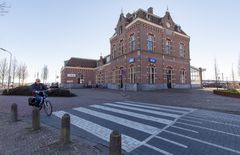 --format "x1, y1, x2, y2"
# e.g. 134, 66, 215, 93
63, 66, 95, 70
110, 33, 117, 40
125, 17, 190, 39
